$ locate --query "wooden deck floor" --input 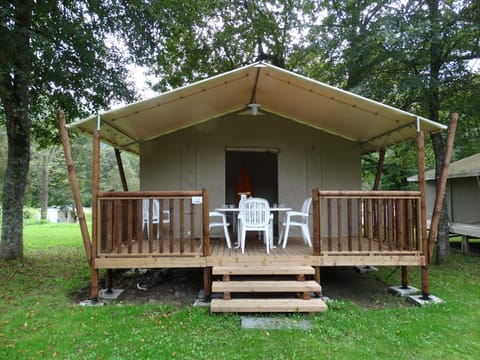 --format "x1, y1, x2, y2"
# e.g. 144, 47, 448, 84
95, 234, 425, 269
